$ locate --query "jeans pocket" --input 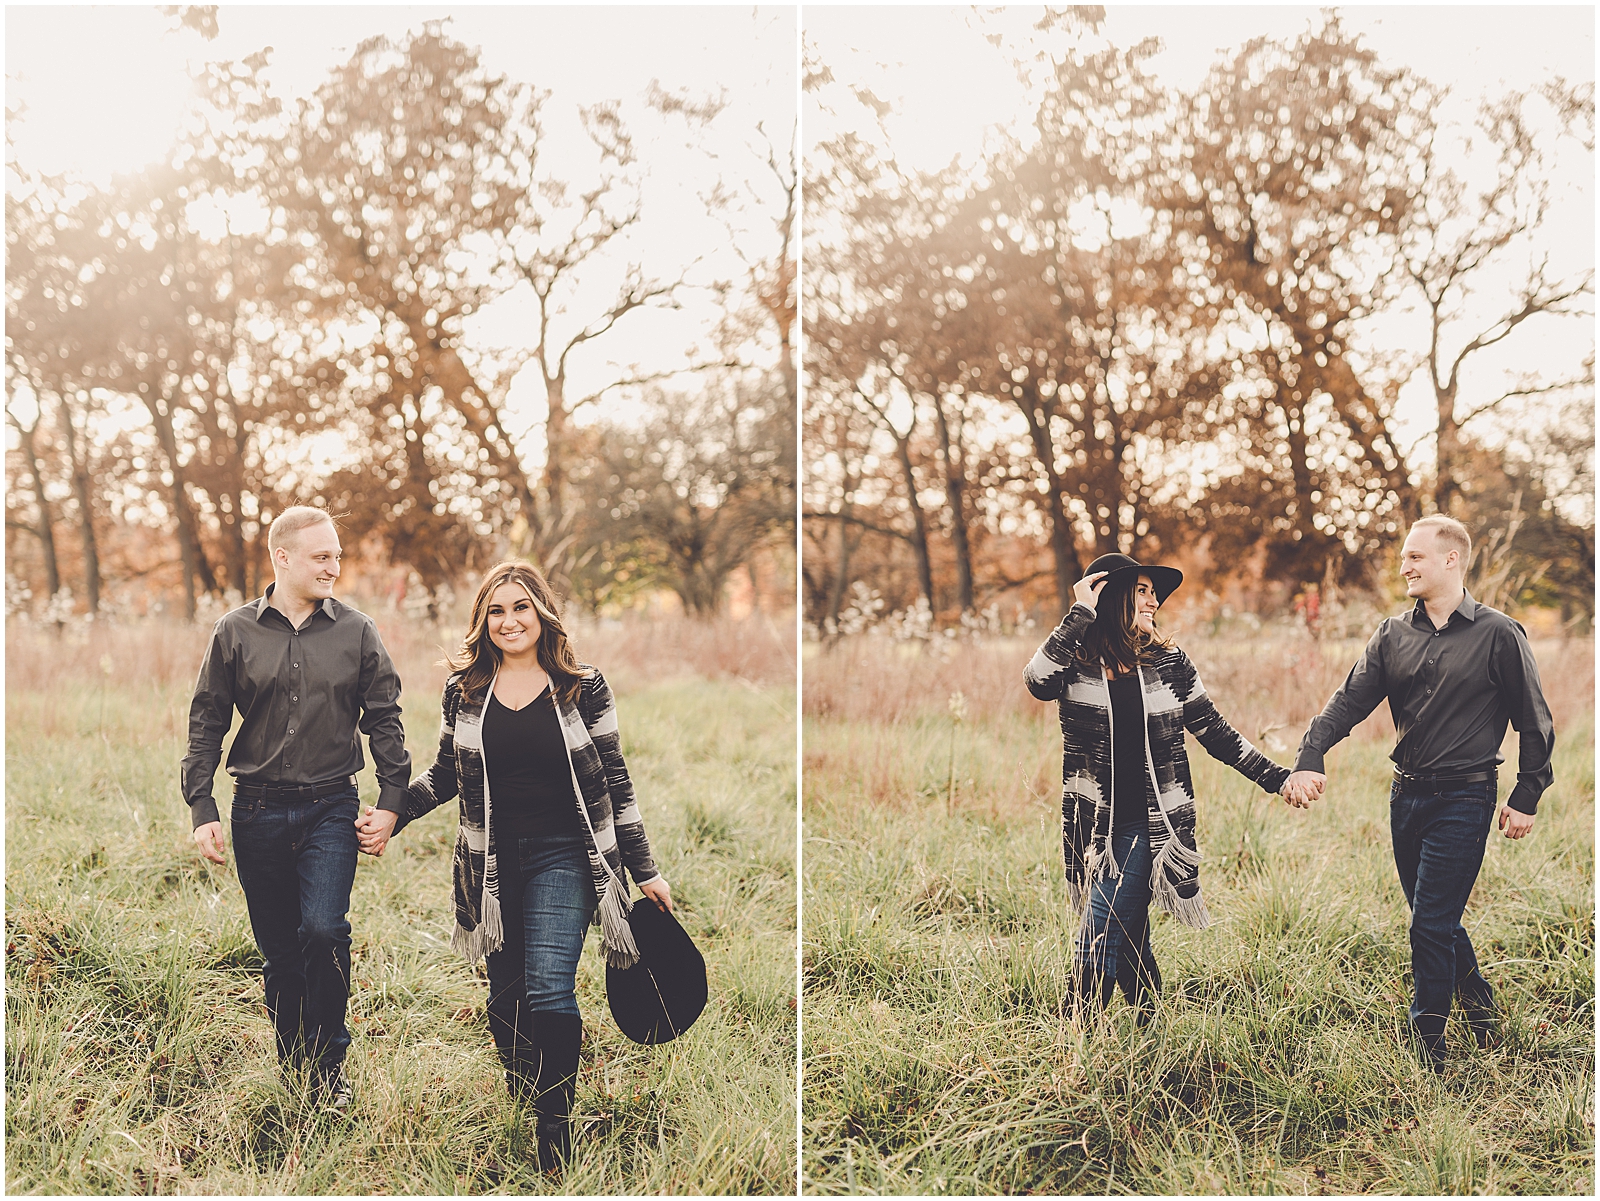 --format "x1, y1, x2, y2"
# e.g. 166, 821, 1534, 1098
231, 796, 262, 825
